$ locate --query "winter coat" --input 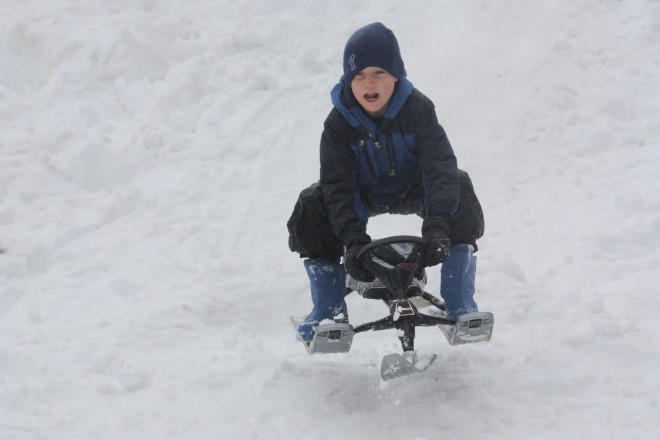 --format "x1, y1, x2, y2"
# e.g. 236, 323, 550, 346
320, 77, 459, 243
